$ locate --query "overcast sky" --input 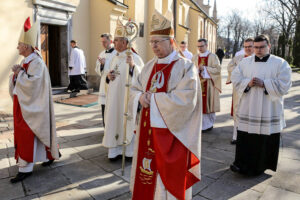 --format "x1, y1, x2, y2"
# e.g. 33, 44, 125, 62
210, 0, 261, 20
